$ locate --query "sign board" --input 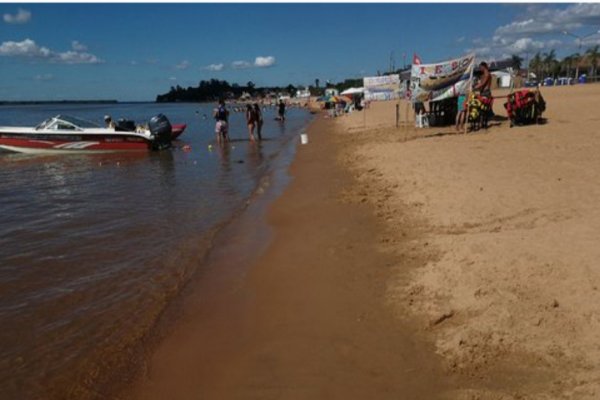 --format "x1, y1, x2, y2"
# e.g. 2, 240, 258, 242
410, 54, 475, 102
363, 74, 400, 101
